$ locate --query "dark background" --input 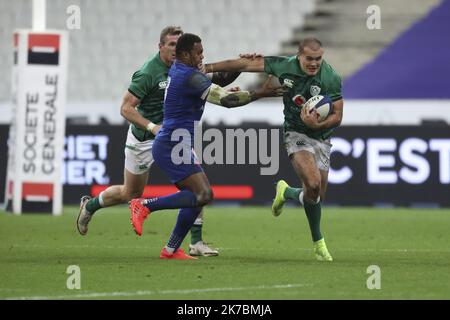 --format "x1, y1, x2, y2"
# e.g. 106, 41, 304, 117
1, 124, 449, 207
